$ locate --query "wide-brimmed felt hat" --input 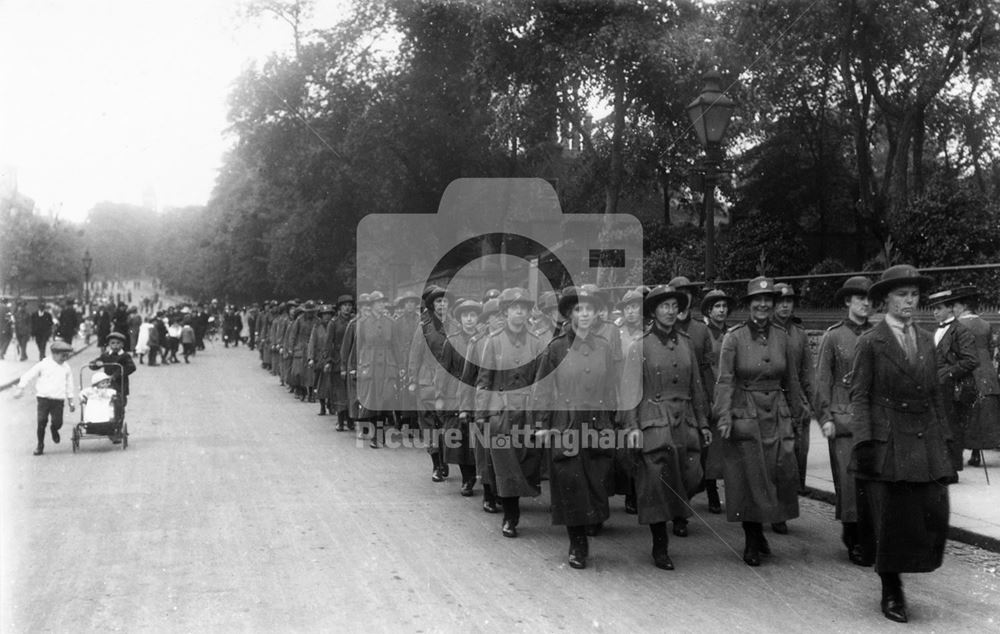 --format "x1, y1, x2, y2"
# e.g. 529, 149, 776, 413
558, 286, 603, 318
482, 288, 501, 302
318, 304, 335, 315
368, 291, 388, 304
616, 289, 644, 310
578, 284, 609, 309
700, 289, 734, 315
423, 285, 452, 309
51, 340, 73, 353
834, 276, 873, 303
395, 291, 420, 307
107, 332, 127, 343
643, 285, 689, 317
301, 300, 319, 312
356, 293, 372, 306
335, 294, 354, 307
537, 291, 559, 312
481, 298, 501, 318
773, 283, 798, 303
452, 299, 483, 319
868, 264, 933, 303
498, 287, 534, 310
667, 276, 703, 293
742, 276, 779, 303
